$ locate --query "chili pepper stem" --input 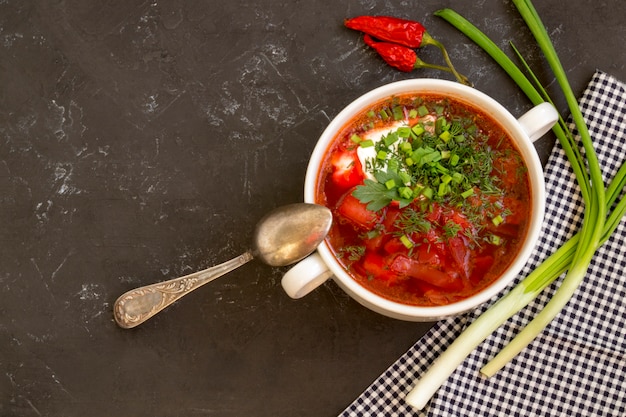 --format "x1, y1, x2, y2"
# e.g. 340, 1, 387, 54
414, 58, 469, 80
422, 32, 472, 86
